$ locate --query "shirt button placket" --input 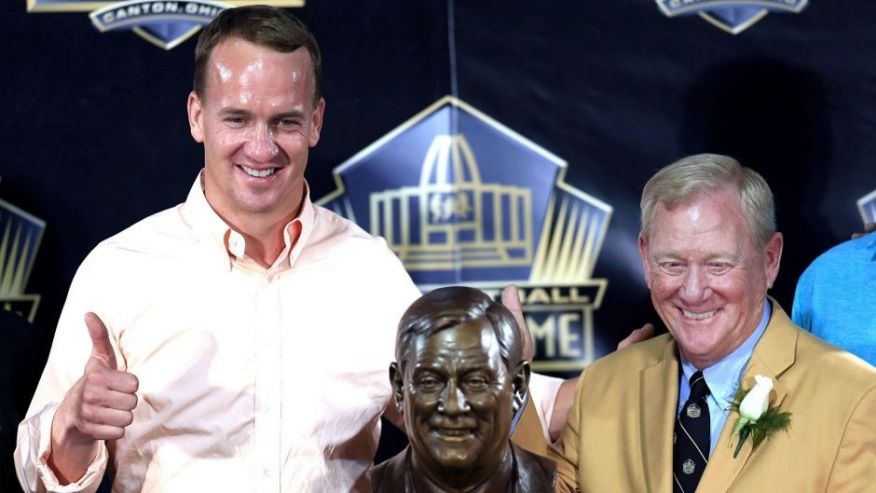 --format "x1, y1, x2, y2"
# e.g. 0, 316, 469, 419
253, 275, 282, 492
